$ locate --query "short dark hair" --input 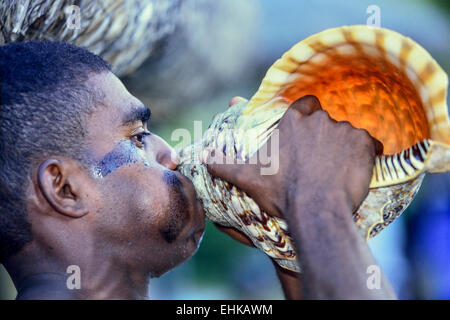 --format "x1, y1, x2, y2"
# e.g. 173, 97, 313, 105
0, 41, 111, 261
